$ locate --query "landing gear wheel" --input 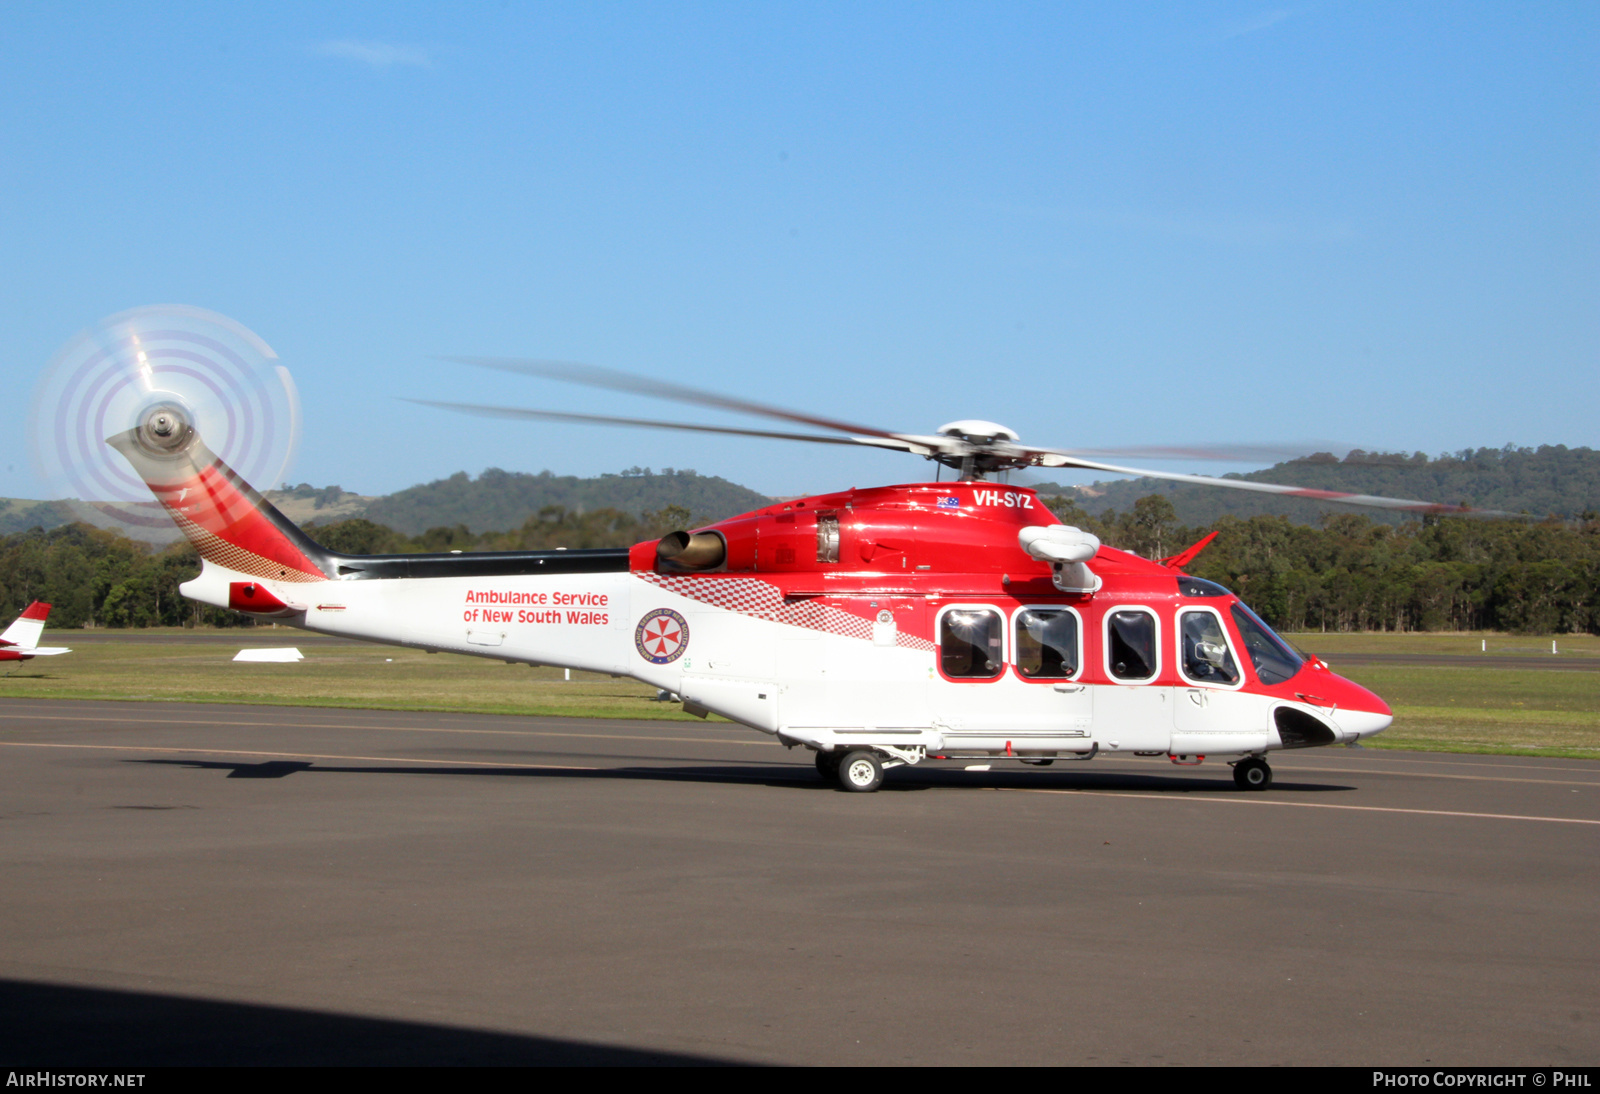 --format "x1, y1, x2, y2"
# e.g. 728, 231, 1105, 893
837, 750, 884, 793
1233, 757, 1272, 791
814, 750, 842, 781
